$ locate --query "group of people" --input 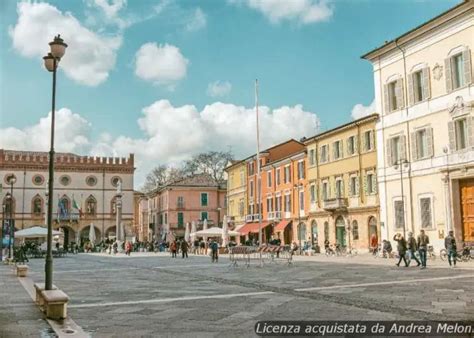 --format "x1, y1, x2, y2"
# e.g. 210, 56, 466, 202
169, 238, 220, 262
